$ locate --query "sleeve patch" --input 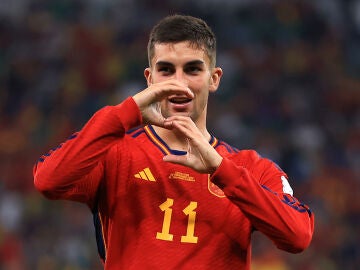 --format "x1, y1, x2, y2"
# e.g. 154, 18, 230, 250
281, 176, 293, 196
